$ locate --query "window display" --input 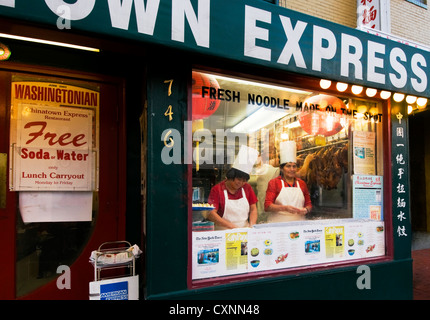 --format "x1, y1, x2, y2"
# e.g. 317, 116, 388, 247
190, 70, 386, 283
